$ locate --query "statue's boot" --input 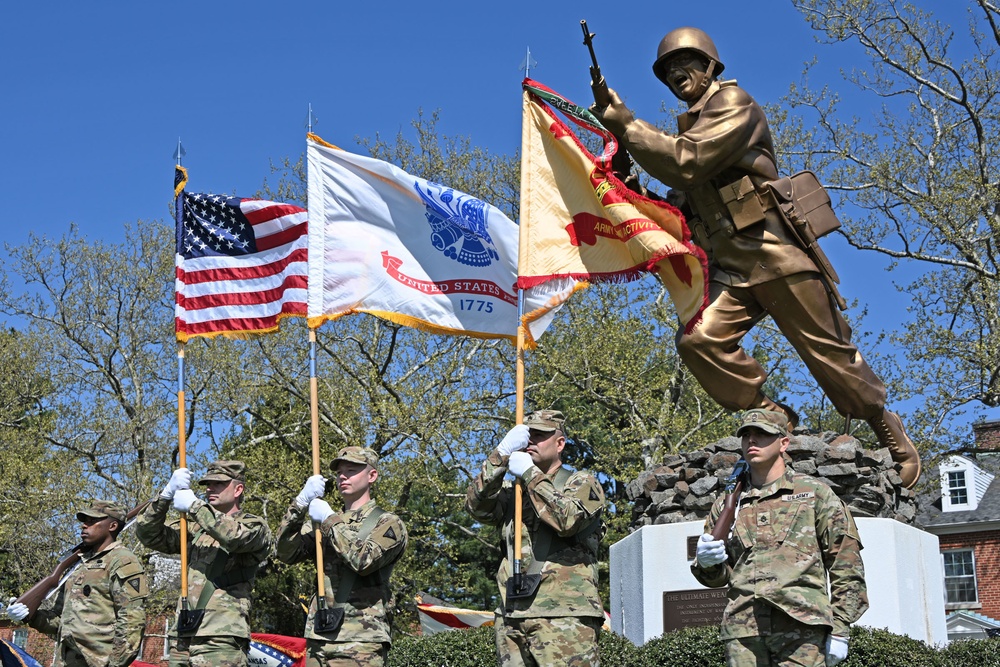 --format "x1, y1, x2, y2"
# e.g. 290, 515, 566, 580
750, 393, 800, 430
867, 409, 921, 488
